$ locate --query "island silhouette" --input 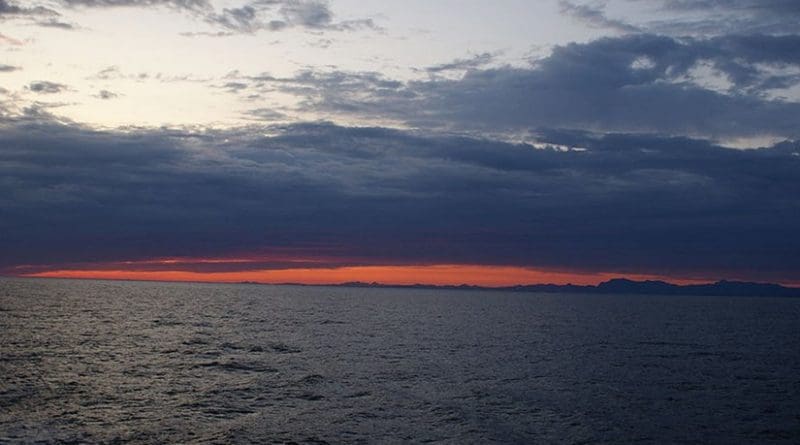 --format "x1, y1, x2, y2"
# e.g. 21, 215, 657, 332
237, 278, 800, 298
